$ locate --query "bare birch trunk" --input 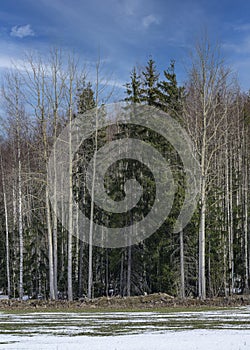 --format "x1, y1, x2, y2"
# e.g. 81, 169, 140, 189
18, 134, 23, 300
88, 60, 100, 299
243, 126, 249, 291
180, 229, 185, 299
45, 173, 55, 300
1, 154, 11, 296
127, 244, 132, 297
199, 175, 206, 300
67, 68, 74, 302
199, 104, 207, 300
120, 251, 124, 297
